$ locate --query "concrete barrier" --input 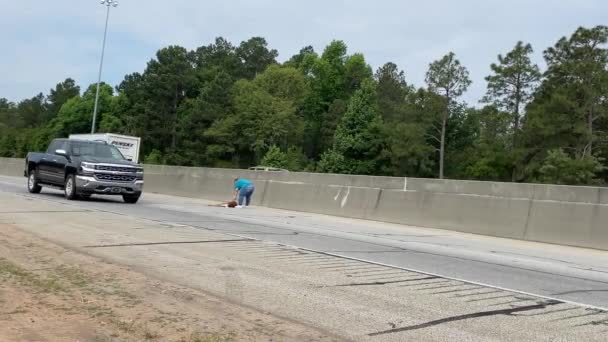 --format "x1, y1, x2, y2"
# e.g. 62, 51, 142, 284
0, 158, 24, 177
369, 190, 531, 240
591, 205, 608, 250
601, 188, 608, 205
260, 182, 381, 219
406, 178, 536, 199
532, 184, 601, 203
525, 200, 608, 250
